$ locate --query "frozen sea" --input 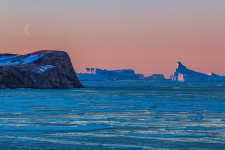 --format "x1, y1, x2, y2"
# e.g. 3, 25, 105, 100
0, 80, 225, 150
